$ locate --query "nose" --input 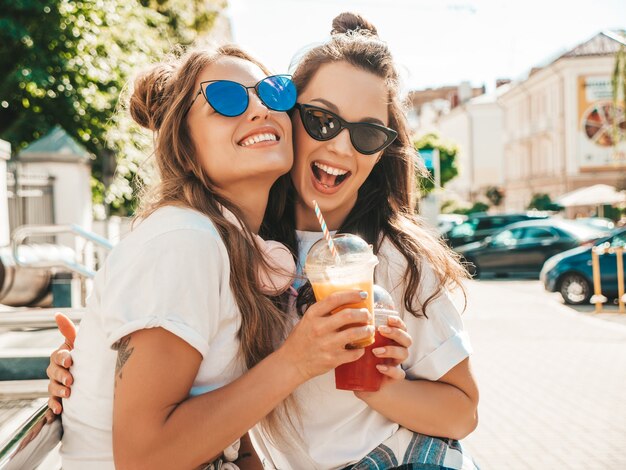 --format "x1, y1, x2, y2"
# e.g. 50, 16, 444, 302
326, 128, 354, 157
246, 89, 270, 121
